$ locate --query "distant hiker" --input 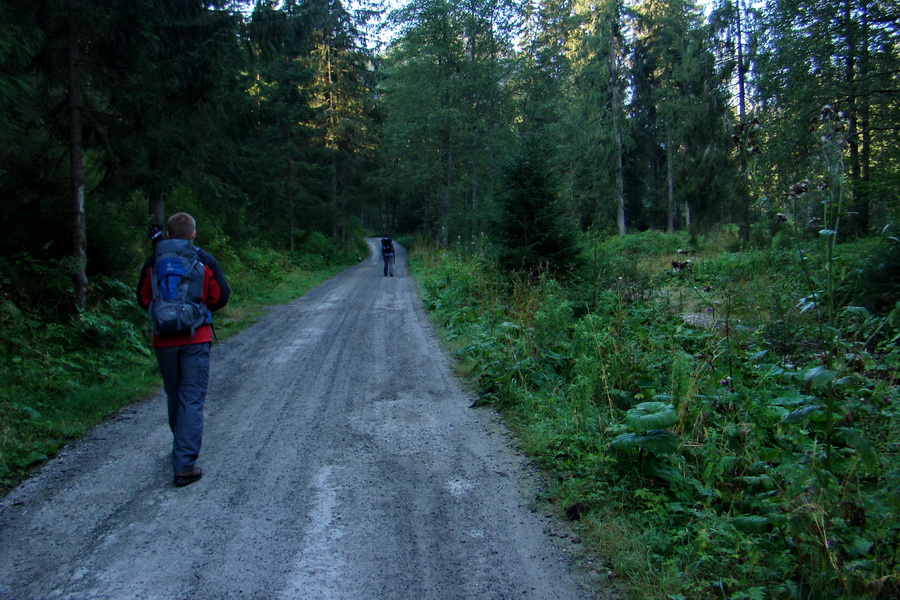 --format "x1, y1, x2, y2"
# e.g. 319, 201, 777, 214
381, 236, 395, 277
136, 212, 230, 487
